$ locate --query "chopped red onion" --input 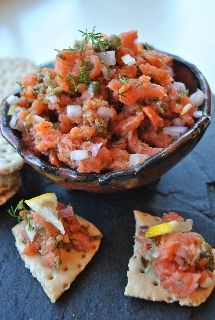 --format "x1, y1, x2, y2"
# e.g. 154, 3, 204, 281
98, 51, 116, 66
190, 89, 206, 107
67, 105, 82, 118
70, 150, 89, 161
91, 143, 103, 157
6, 95, 19, 105
129, 154, 149, 166
59, 206, 74, 217
48, 95, 58, 104
97, 106, 114, 119
172, 118, 184, 126
163, 126, 188, 138
181, 103, 192, 115
172, 81, 186, 92
121, 54, 136, 66
193, 110, 203, 119
139, 225, 149, 230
